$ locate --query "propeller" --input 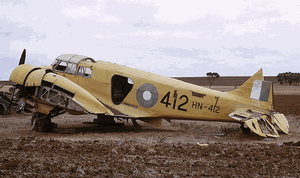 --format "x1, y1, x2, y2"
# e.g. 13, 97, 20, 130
18, 49, 26, 65
9, 49, 27, 112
